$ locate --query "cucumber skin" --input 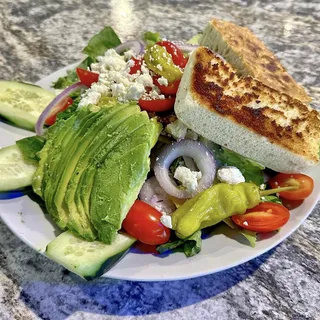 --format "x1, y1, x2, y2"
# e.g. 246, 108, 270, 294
45, 231, 136, 280
0, 81, 55, 131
